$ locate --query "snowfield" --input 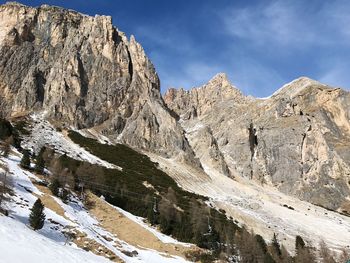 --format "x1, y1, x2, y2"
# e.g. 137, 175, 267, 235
0, 150, 192, 263
0, 215, 109, 263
